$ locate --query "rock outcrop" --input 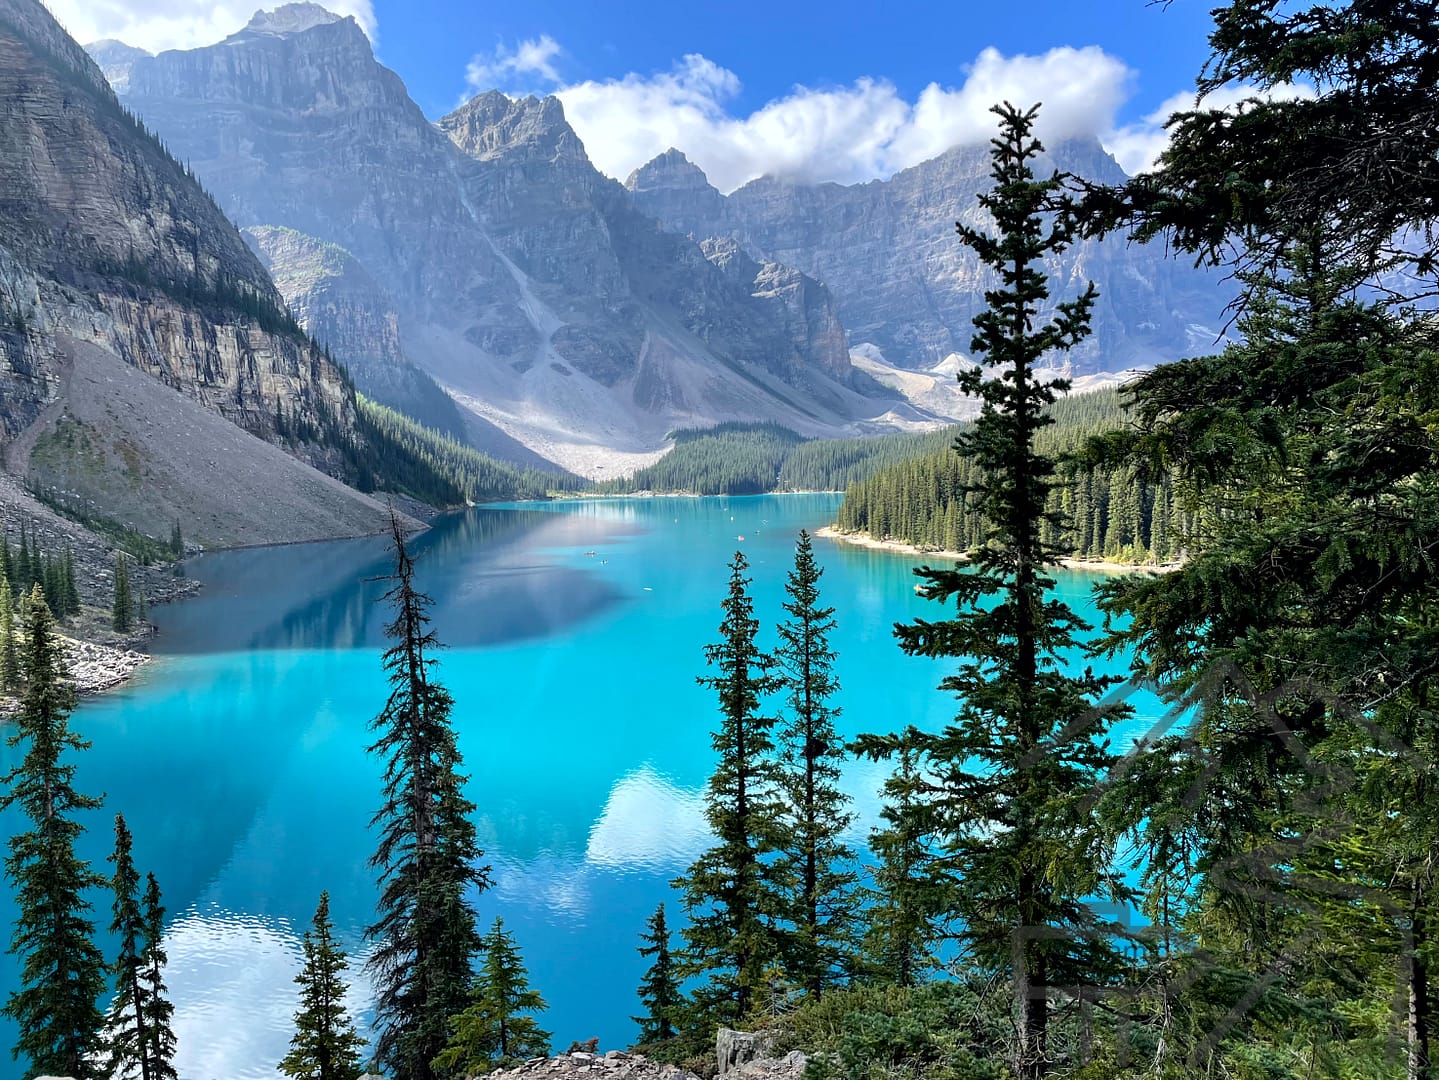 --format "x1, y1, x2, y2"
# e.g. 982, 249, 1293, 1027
0, 0, 408, 545
625, 144, 1232, 376
98, 9, 907, 475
